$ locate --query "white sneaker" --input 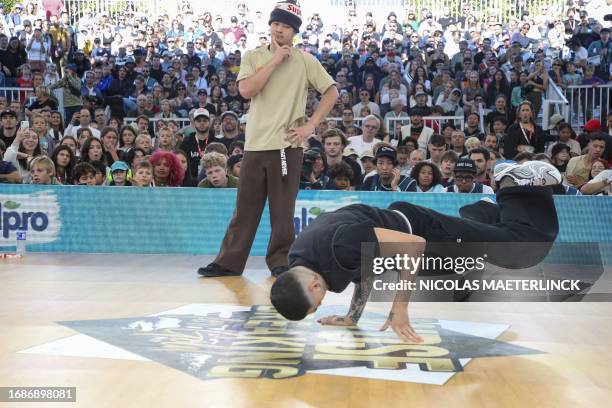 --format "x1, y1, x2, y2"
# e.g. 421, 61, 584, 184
521, 161, 562, 186
493, 162, 532, 185
495, 161, 562, 187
